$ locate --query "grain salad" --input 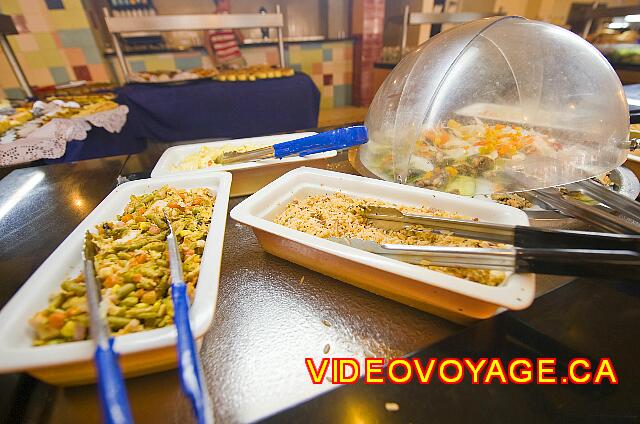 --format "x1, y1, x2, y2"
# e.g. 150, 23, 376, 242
172, 144, 259, 172
273, 192, 506, 286
29, 186, 215, 346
